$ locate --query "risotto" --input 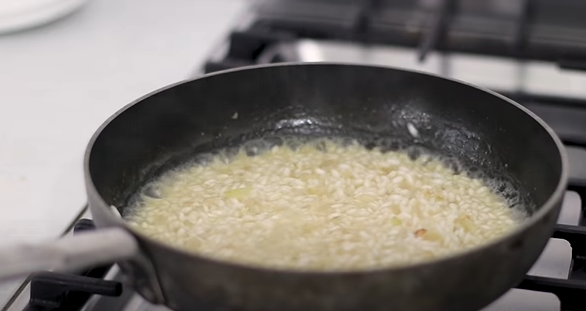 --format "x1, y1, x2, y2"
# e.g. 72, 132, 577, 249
126, 140, 520, 271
